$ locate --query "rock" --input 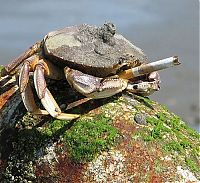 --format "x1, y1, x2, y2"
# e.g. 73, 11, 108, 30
0, 75, 23, 133
0, 69, 199, 183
